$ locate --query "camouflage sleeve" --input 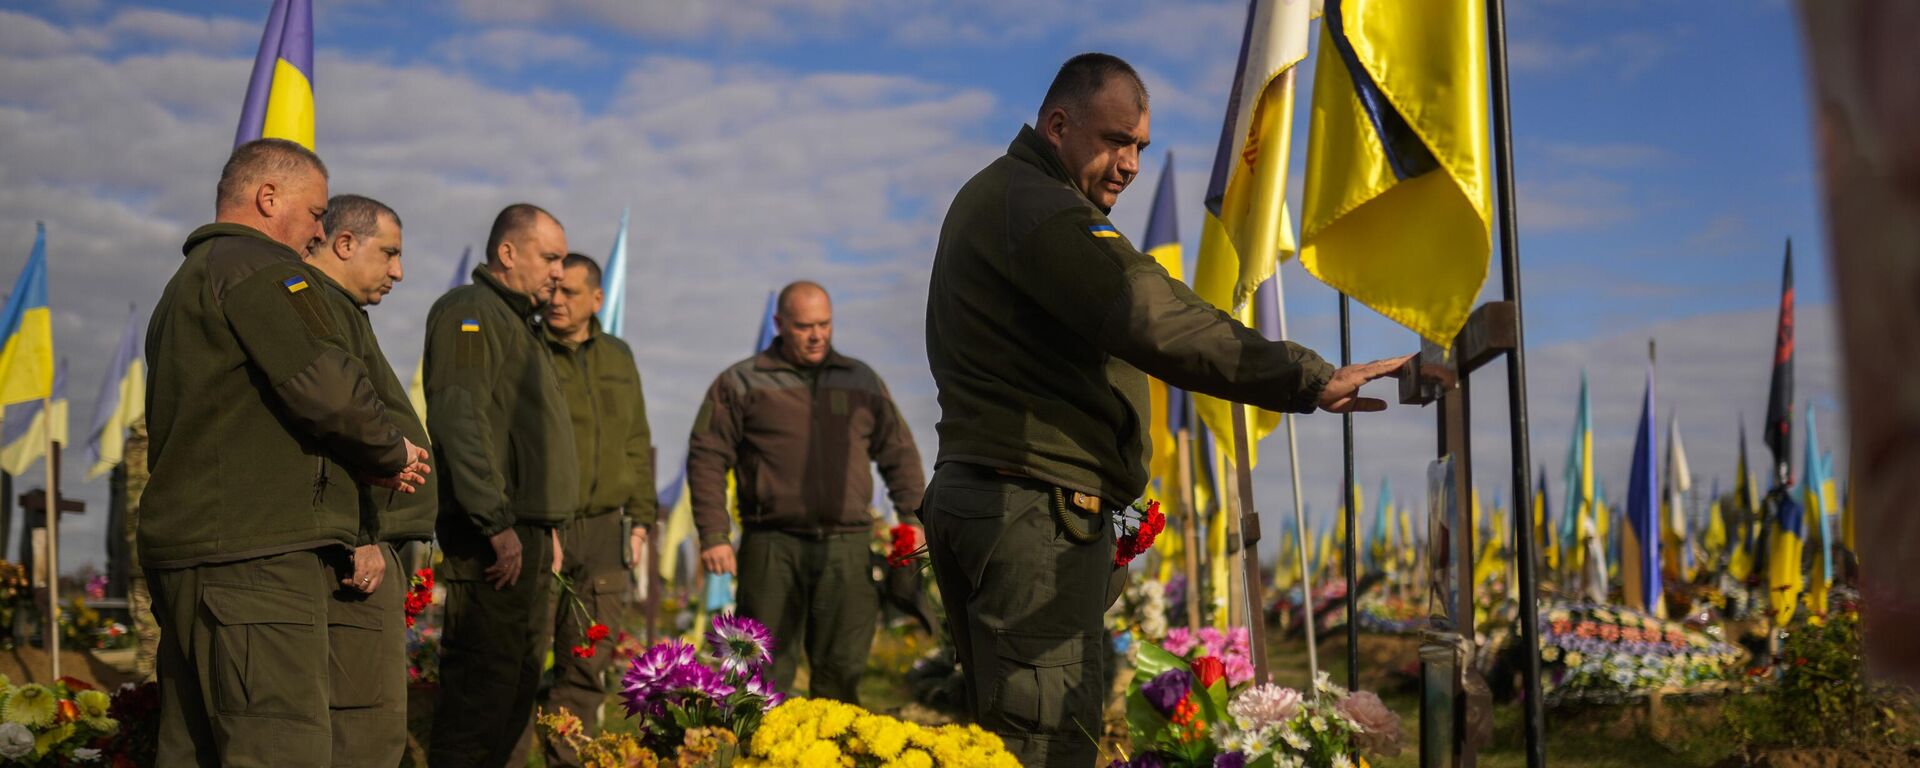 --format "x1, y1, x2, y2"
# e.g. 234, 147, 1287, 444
865, 372, 926, 520
624, 359, 658, 526
686, 374, 743, 548
1012, 208, 1333, 413
423, 303, 512, 536
222, 264, 409, 474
